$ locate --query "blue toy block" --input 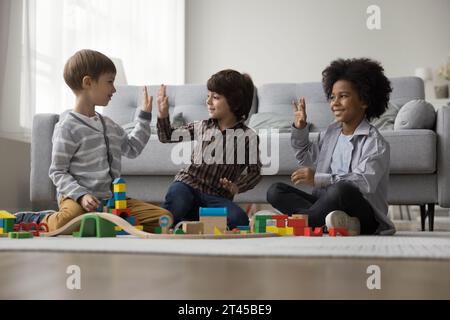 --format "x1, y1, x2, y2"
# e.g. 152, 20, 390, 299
237, 225, 250, 231
199, 207, 228, 216
0, 219, 4, 228
96, 202, 103, 212
113, 178, 125, 184
126, 216, 136, 225
106, 198, 115, 208
114, 192, 126, 200
116, 229, 129, 235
